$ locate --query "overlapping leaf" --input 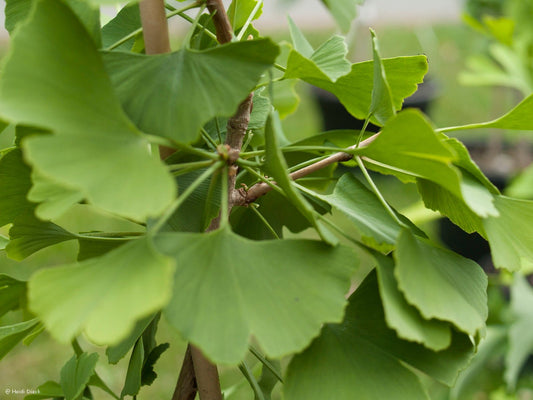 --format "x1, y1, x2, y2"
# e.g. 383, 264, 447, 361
0, 0, 175, 221
227, 0, 263, 31
29, 237, 175, 345
0, 275, 26, 317
284, 271, 476, 400
0, 148, 34, 227
102, 39, 279, 143
60, 353, 99, 400
101, 3, 141, 51
395, 230, 488, 335
284, 19, 351, 83
484, 195, 533, 271
321, 0, 363, 33
374, 253, 452, 351
0, 318, 41, 360
156, 227, 356, 364
265, 112, 336, 244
